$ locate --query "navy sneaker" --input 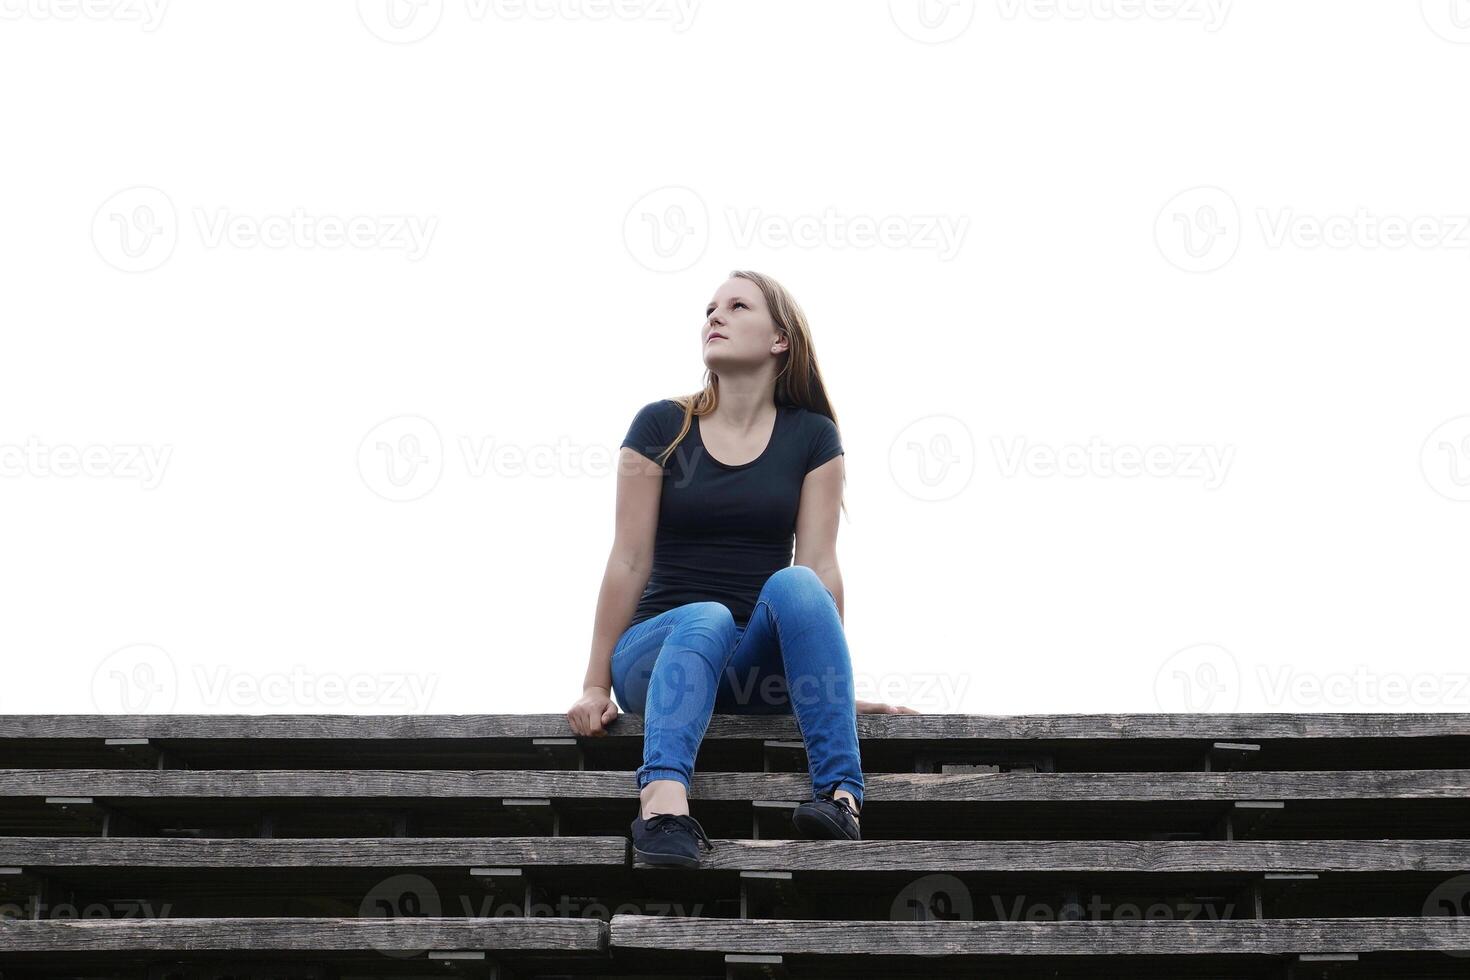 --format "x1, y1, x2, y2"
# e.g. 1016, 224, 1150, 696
630, 810, 716, 868
792, 784, 862, 841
